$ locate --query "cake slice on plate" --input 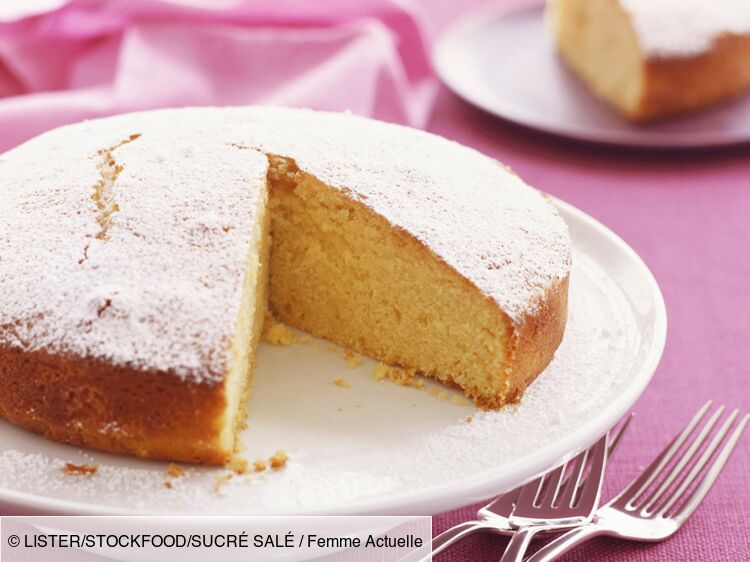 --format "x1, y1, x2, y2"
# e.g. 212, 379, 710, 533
548, 0, 750, 120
